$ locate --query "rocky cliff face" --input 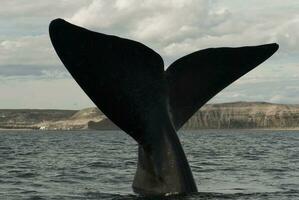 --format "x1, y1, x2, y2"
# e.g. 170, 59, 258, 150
37, 108, 105, 130
182, 102, 299, 129
0, 109, 76, 129
1, 102, 299, 130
